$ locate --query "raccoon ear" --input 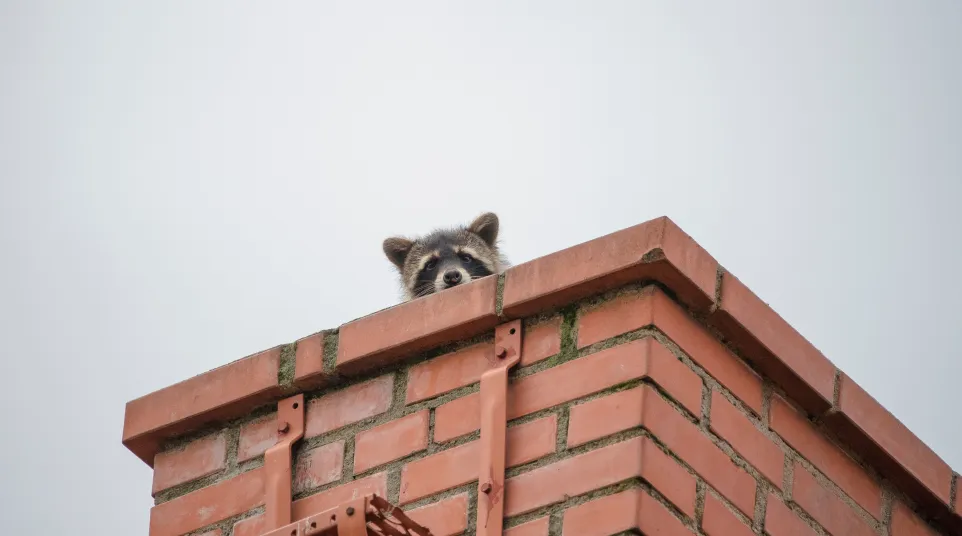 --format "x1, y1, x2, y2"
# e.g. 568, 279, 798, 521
468, 212, 499, 246
383, 237, 414, 269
